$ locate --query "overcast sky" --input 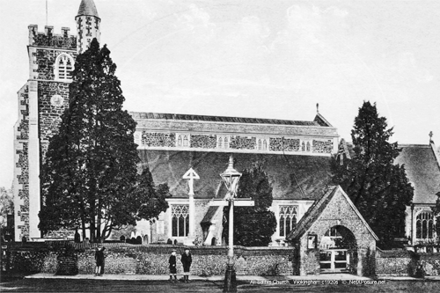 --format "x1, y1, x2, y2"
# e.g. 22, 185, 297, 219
1, 0, 439, 188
